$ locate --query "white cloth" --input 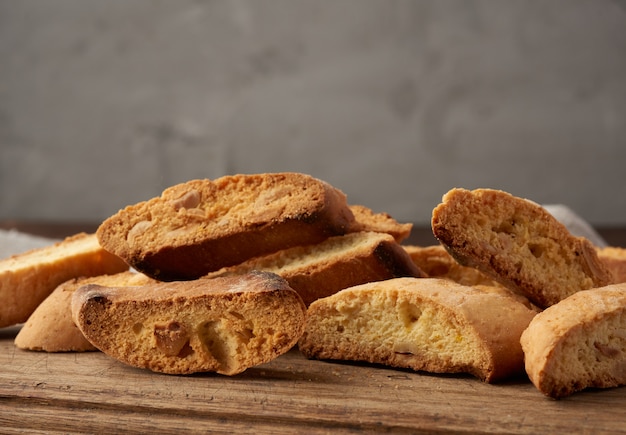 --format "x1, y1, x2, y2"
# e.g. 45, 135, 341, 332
0, 229, 59, 260
543, 204, 607, 248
